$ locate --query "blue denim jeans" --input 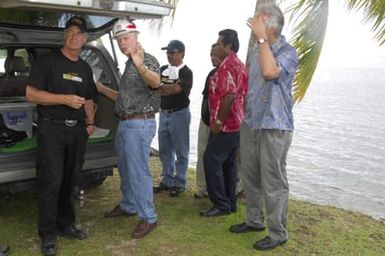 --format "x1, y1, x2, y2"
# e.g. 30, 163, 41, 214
158, 107, 191, 188
115, 118, 157, 224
